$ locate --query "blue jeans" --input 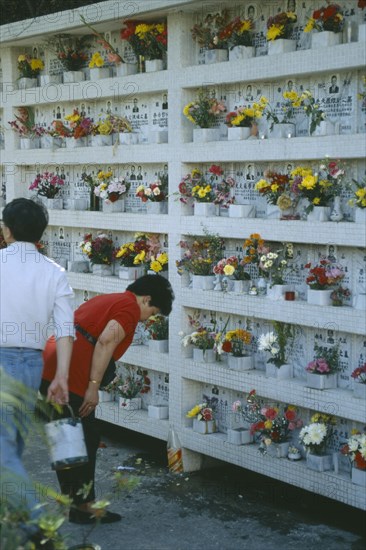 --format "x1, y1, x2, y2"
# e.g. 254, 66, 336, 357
0, 347, 43, 518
